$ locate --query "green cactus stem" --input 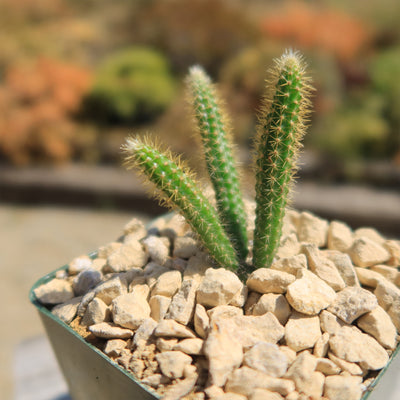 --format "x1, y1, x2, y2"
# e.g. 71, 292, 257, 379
253, 50, 312, 269
123, 136, 239, 271
187, 66, 248, 261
